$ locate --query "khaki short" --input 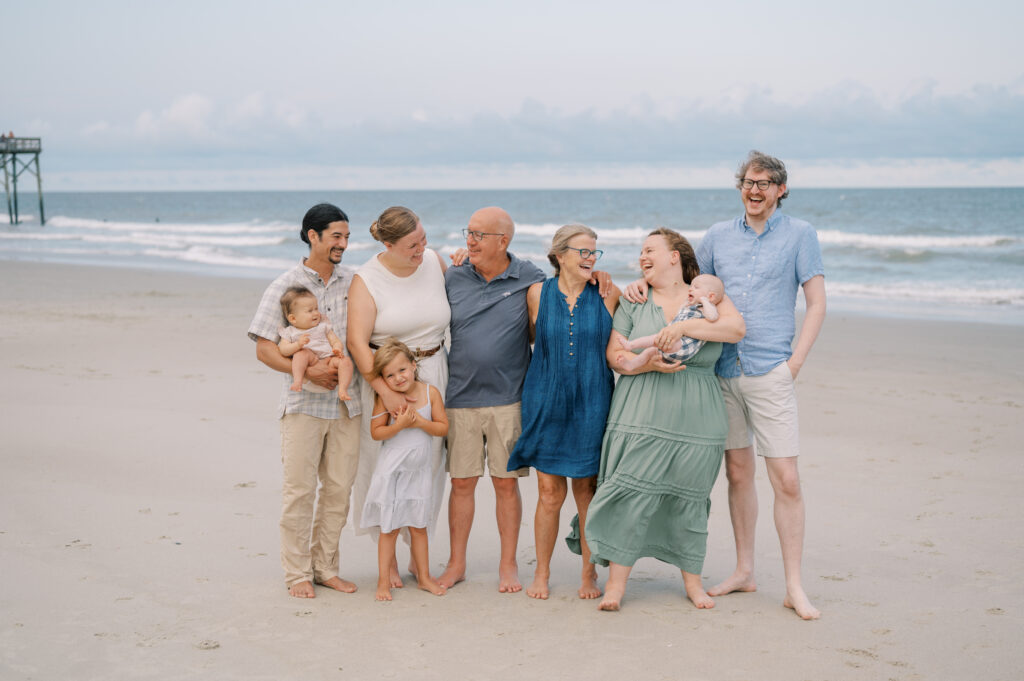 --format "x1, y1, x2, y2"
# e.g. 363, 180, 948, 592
446, 403, 529, 478
719, 362, 800, 458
